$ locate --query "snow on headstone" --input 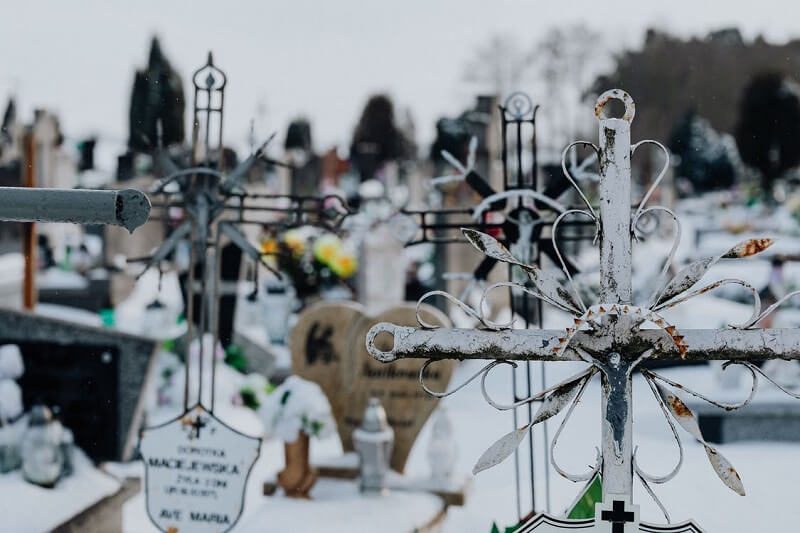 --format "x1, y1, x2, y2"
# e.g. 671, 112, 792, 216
290, 300, 366, 442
